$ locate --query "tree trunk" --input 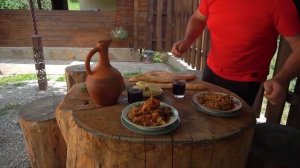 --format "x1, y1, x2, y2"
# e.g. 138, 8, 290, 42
19, 95, 67, 168
65, 64, 87, 91
51, 0, 68, 10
